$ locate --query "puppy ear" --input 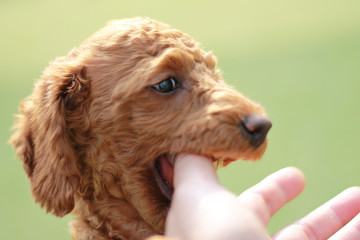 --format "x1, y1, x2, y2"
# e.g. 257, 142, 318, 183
10, 65, 89, 217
